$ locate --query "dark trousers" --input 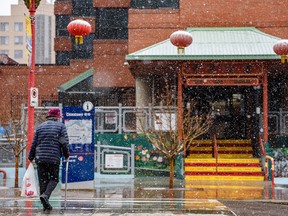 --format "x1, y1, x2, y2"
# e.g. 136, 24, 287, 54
37, 163, 59, 198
